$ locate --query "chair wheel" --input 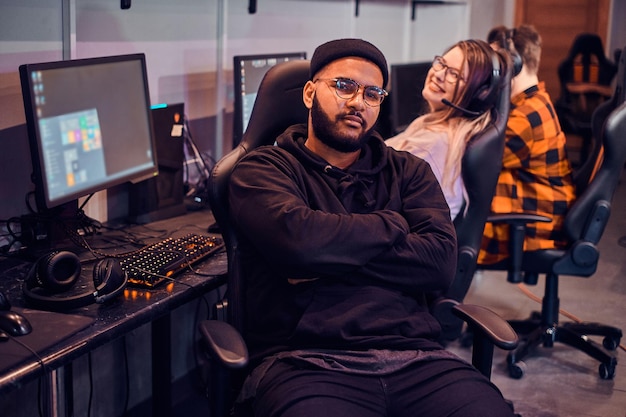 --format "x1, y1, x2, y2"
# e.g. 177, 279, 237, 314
599, 359, 617, 380
508, 361, 526, 379
602, 335, 620, 351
